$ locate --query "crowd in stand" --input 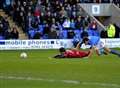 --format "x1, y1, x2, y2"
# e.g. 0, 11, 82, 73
0, 0, 120, 40
0, 15, 19, 39
3, 0, 99, 39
